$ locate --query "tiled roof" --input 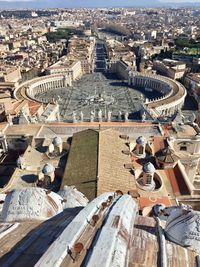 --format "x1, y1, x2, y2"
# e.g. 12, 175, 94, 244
97, 129, 136, 195
139, 196, 172, 209
156, 147, 179, 163
62, 129, 137, 201
28, 101, 42, 115
151, 136, 167, 154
